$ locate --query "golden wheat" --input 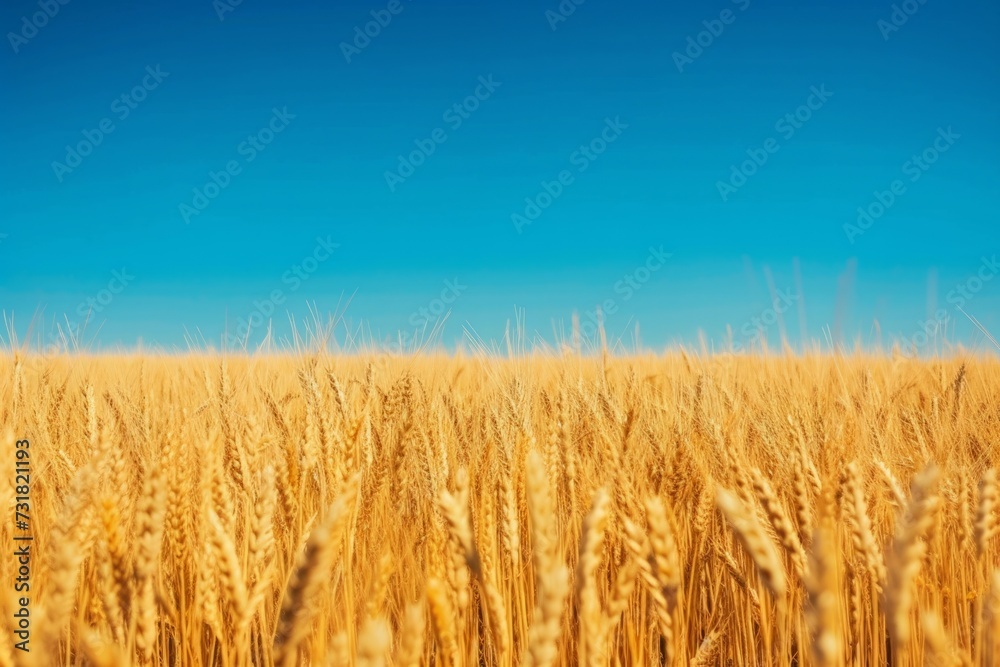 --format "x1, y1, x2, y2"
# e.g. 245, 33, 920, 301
0, 353, 997, 665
